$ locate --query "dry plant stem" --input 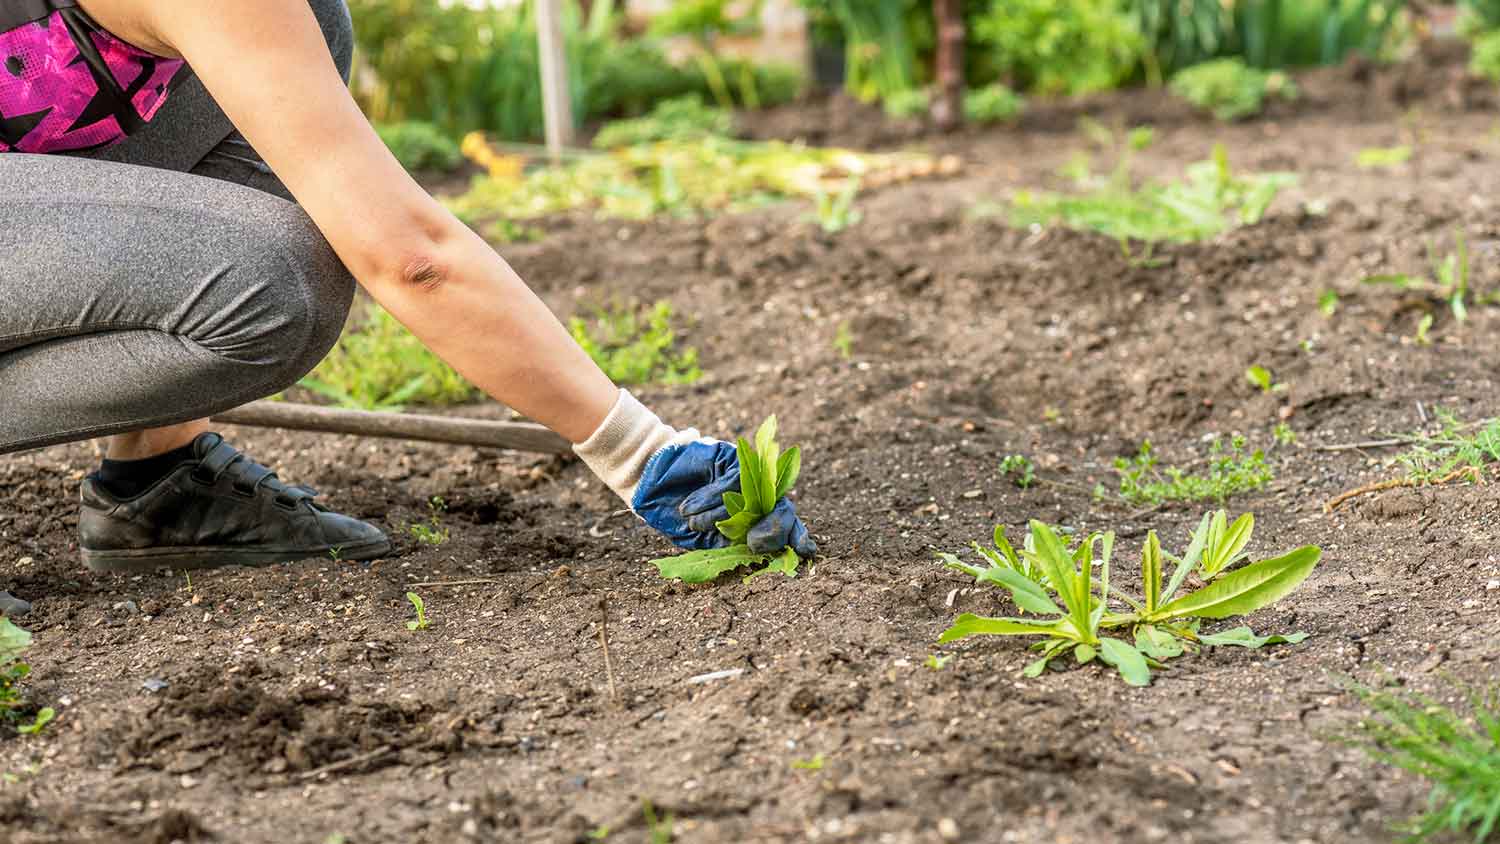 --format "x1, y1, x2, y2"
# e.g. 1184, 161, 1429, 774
296, 745, 394, 781
405, 579, 505, 588
599, 595, 619, 704
1324, 467, 1481, 513
1315, 439, 1406, 452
